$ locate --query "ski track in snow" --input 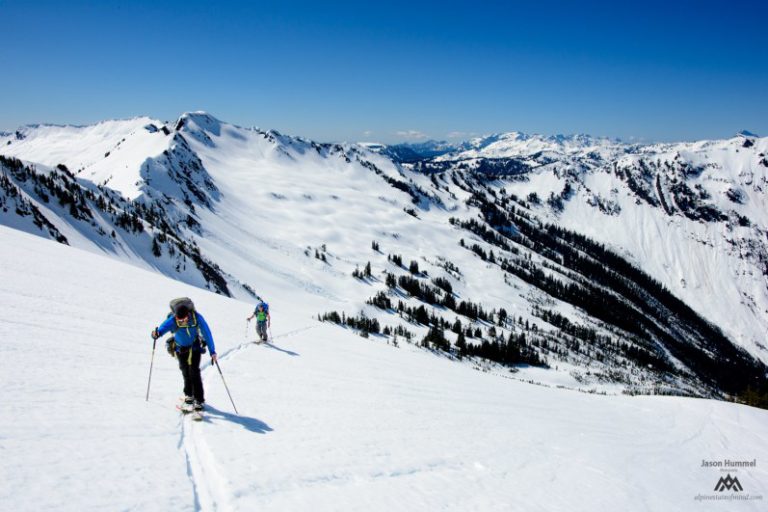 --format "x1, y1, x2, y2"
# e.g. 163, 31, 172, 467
181, 338, 252, 512
181, 414, 236, 512
179, 325, 318, 511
